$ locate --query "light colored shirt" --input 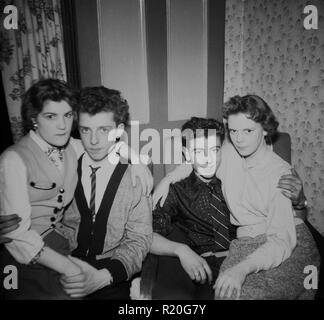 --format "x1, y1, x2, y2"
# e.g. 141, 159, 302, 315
30, 131, 65, 171
81, 151, 120, 213
0, 131, 71, 263
0, 148, 43, 263
218, 142, 298, 271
